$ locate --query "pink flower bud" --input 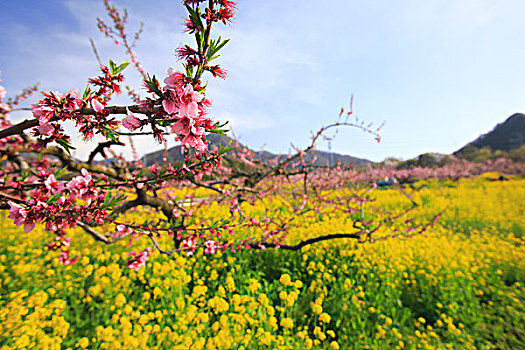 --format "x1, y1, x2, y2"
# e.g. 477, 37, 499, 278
91, 99, 104, 113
